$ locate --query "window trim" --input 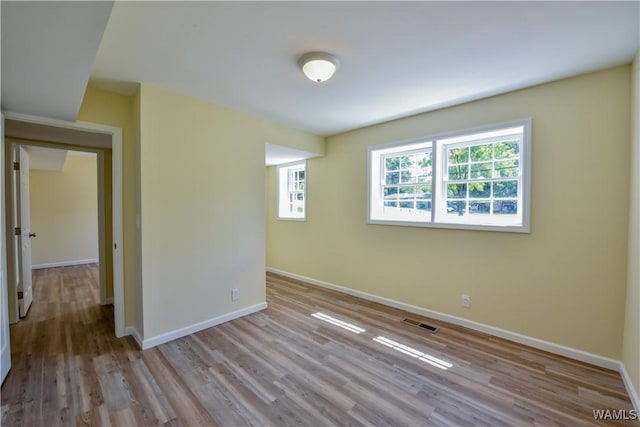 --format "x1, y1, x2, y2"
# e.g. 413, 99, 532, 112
277, 160, 307, 221
368, 119, 531, 233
